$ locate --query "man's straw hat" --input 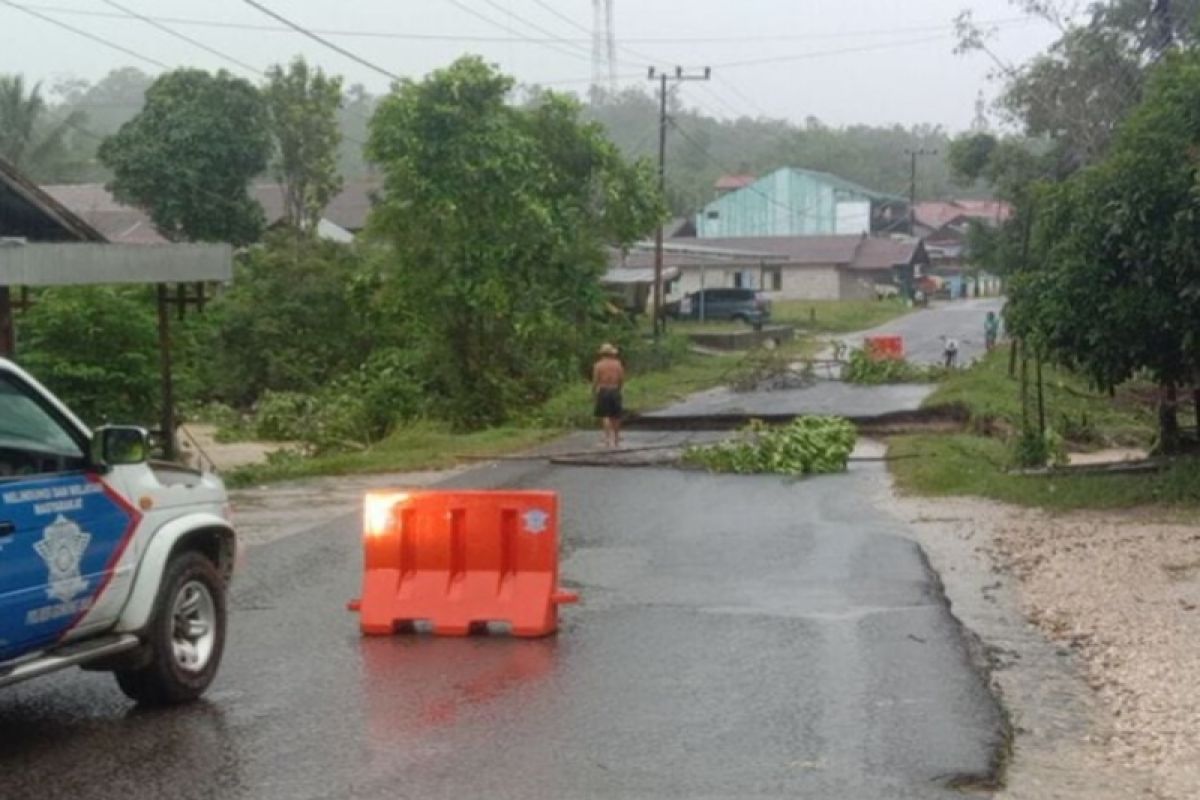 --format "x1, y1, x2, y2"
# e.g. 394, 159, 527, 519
598, 343, 618, 356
